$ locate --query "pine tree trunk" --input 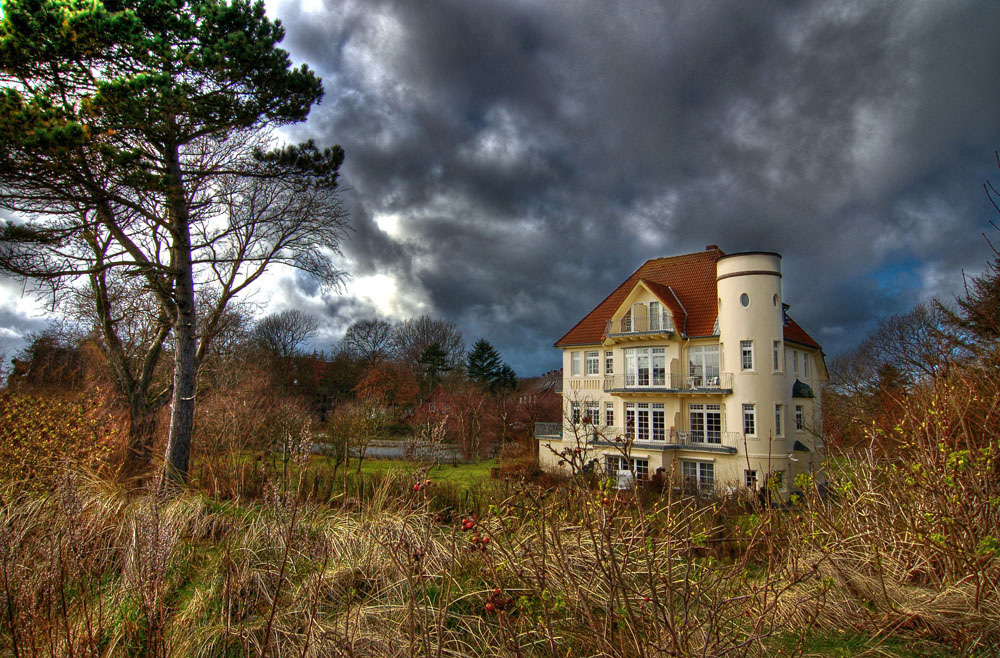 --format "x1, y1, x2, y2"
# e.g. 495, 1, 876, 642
161, 143, 198, 485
